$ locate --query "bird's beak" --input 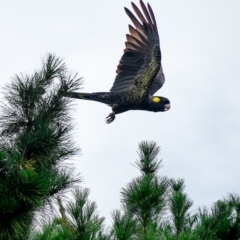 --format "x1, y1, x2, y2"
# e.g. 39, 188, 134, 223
164, 103, 171, 111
